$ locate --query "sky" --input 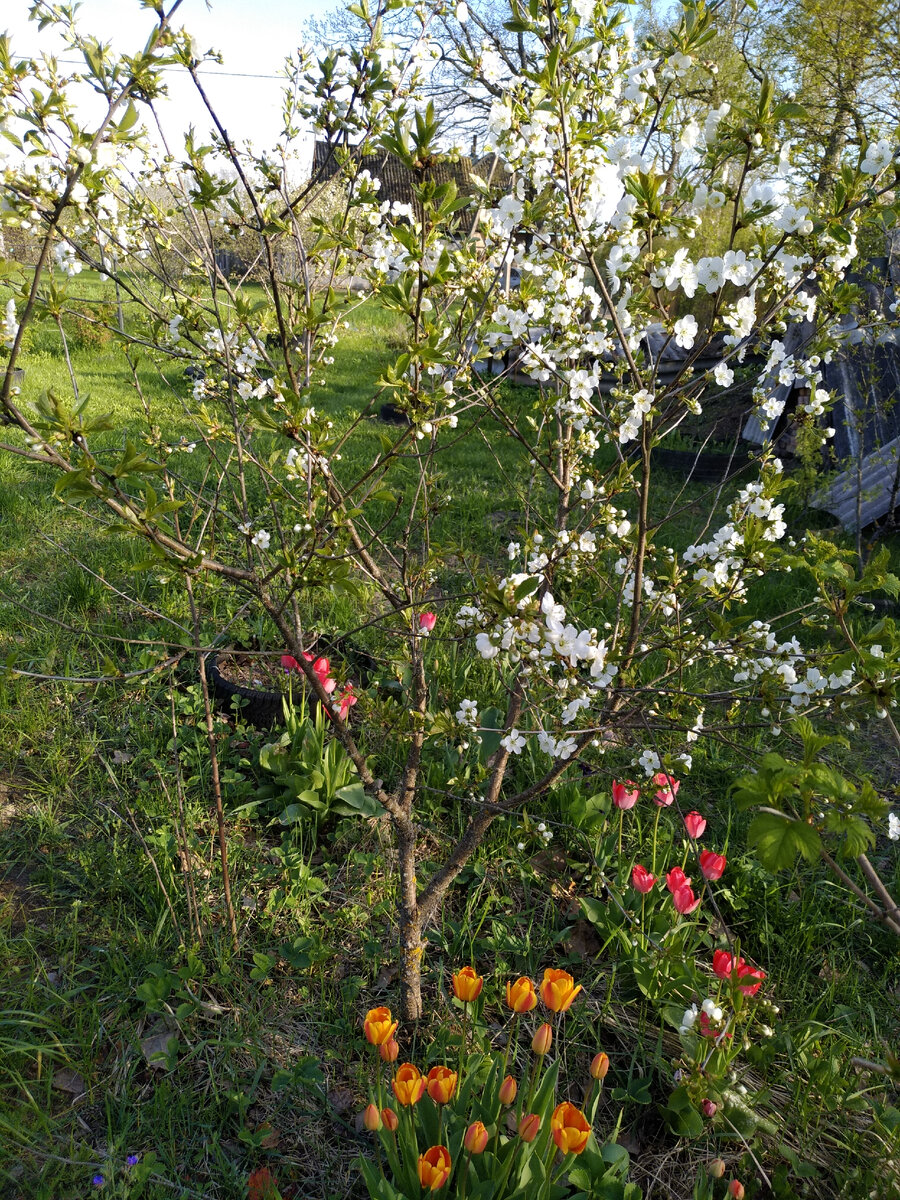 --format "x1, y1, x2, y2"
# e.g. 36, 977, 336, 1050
3, 0, 332, 165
